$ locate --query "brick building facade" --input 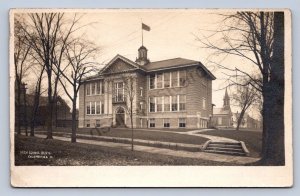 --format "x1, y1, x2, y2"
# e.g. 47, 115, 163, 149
78, 46, 216, 129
